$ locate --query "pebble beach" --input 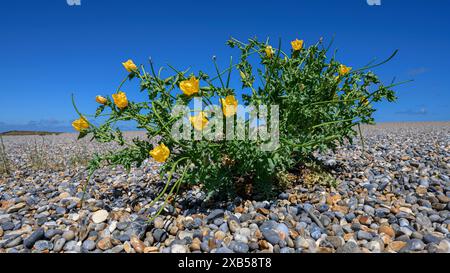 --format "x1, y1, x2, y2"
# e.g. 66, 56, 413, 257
0, 122, 449, 253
